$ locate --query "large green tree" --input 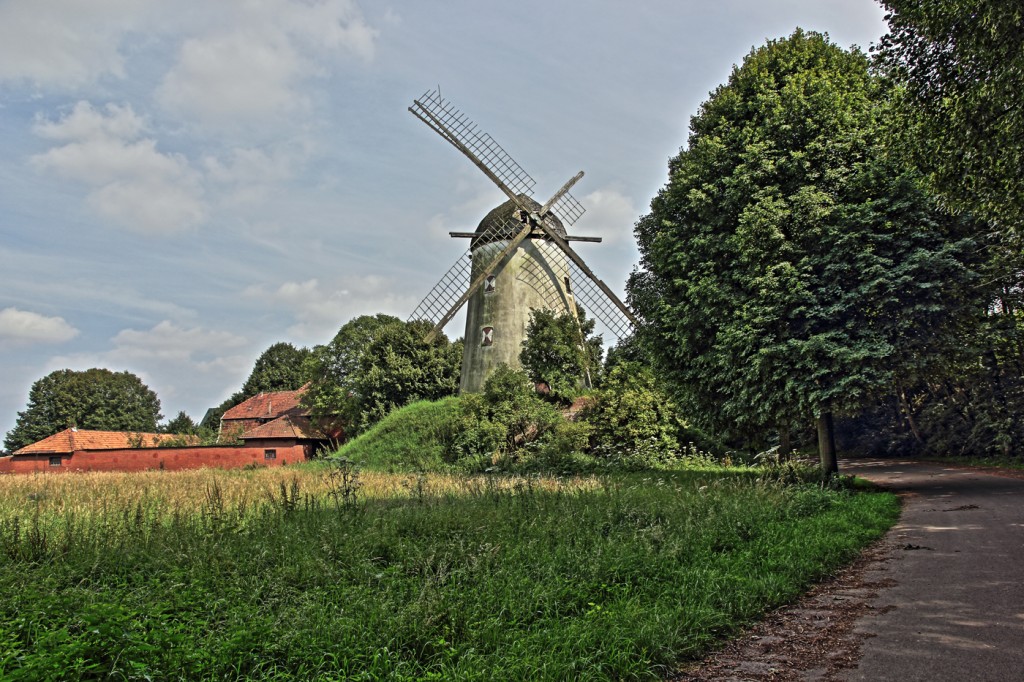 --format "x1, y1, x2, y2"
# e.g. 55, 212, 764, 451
874, 0, 1024, 230
629, 30, 978, 473
864, 2, 1024, 459
303, 314, 463, 435
4, 368, 162, 452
